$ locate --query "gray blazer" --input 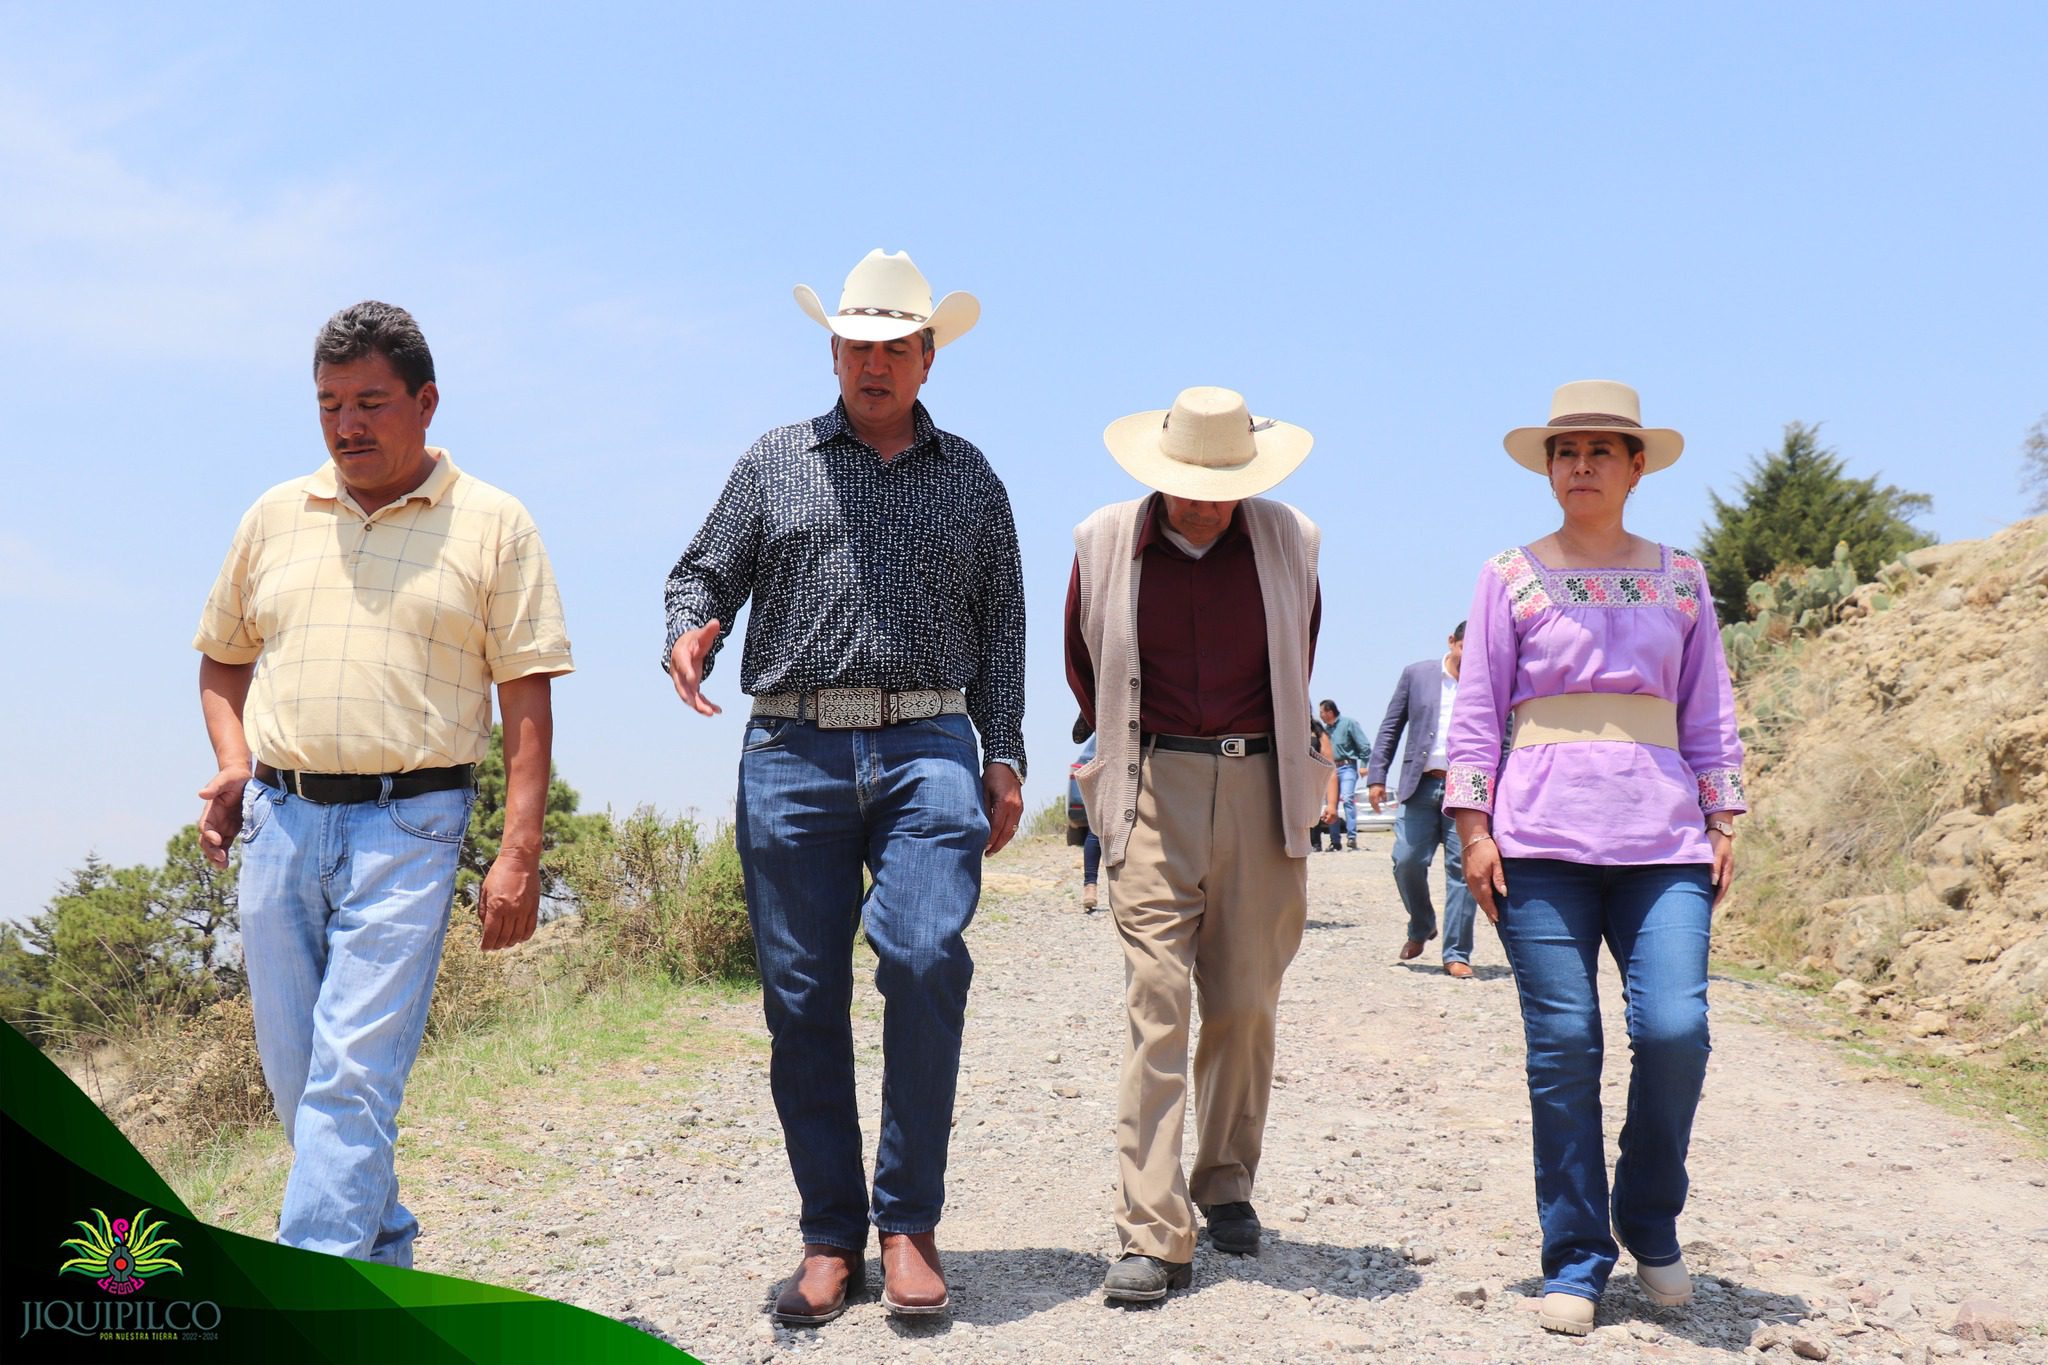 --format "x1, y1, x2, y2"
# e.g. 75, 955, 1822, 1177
1368, 658, 1449, 805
